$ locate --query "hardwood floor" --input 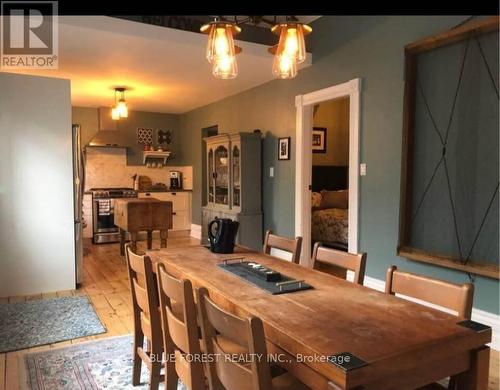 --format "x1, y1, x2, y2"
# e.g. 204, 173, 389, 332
0, 237, 499, 390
